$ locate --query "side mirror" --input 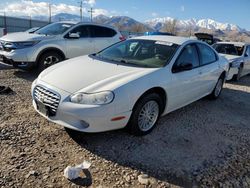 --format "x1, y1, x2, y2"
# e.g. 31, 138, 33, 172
68, 33, 80, 39
173, 62, 193, 73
